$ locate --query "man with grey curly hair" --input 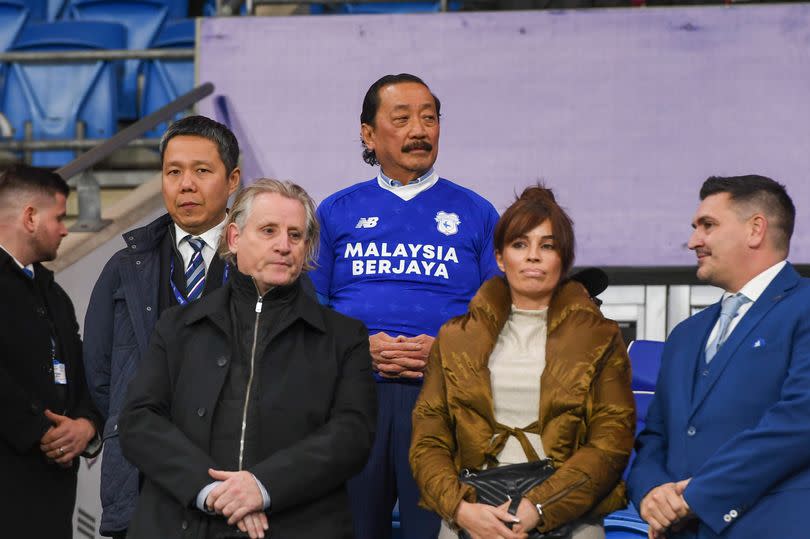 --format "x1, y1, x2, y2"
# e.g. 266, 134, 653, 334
120, 179, 377, 539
